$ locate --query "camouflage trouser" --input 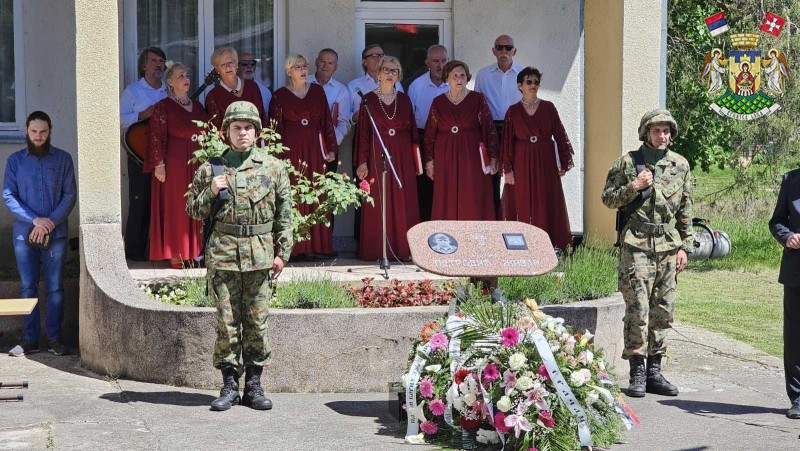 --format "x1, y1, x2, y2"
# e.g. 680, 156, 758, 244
619, 246, 678, 359
209, 268, 272, 375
